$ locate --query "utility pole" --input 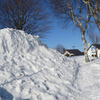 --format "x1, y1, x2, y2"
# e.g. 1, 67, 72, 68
72, 46, 75, 49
